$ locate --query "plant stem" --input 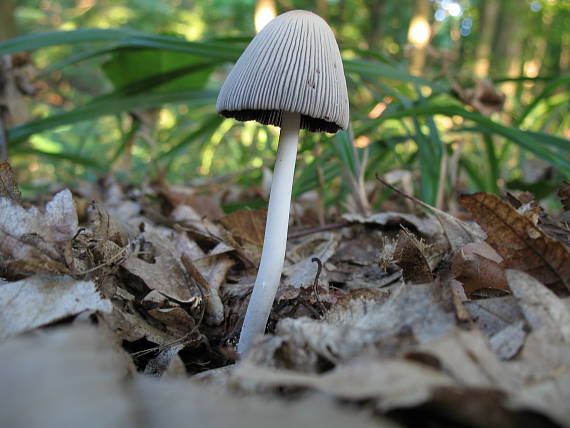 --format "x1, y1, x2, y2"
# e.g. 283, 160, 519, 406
237, 111, 300, 354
